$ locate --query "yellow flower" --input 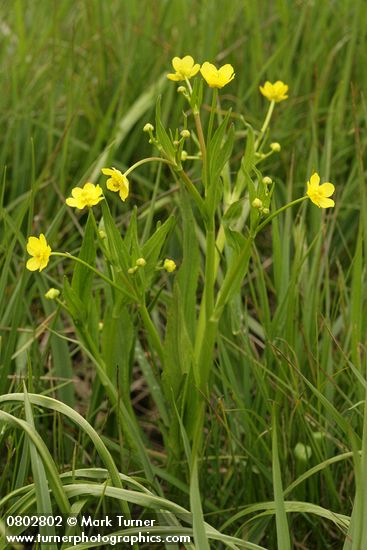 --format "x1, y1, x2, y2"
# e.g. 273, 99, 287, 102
259, 81, 288, 102
167, 55, 200, 81
306, 172, 335, 208
200, 62, 235, 88
163, 259, 176, 273
101, 167, 129, 202
66, 182, 103, 209
26, 234, 51, 272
